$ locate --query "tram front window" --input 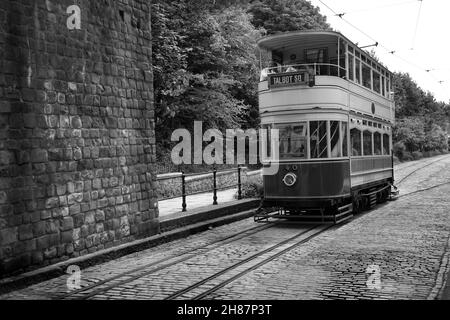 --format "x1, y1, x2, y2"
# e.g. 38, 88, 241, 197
276, 123, 307, 159
310, 121, 328, 158
342, 122, 348, 157
330, 121, 341, 157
